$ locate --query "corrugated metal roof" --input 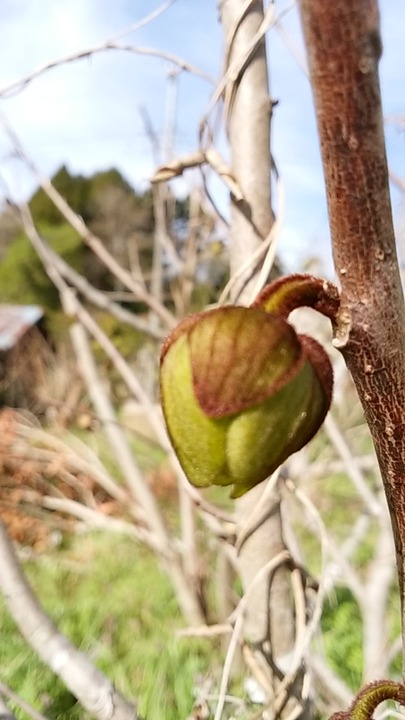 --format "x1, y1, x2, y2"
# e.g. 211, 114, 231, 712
0, 305, 43, 351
